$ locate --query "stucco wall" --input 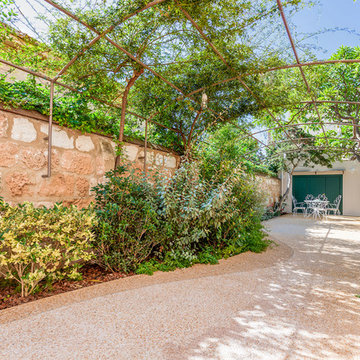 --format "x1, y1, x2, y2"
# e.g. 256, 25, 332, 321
281, 160, 360, 216
255, 174, 281, 207
0, 107, 180, 208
